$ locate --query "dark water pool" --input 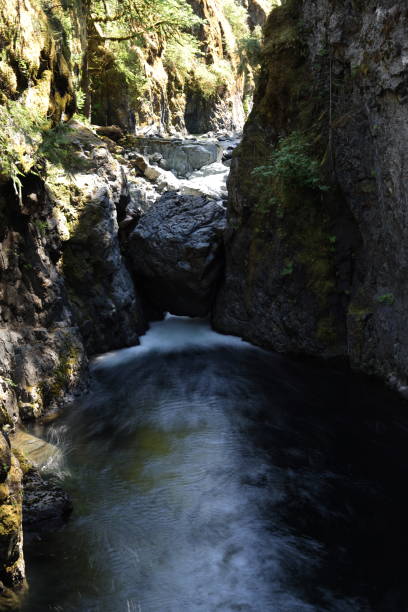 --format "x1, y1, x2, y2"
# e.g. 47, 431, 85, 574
22, 317, 408, 611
